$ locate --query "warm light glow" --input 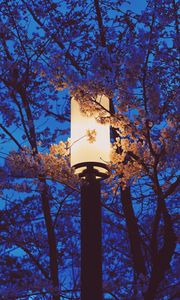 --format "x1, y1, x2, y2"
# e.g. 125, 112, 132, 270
70, 95, 110, 176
